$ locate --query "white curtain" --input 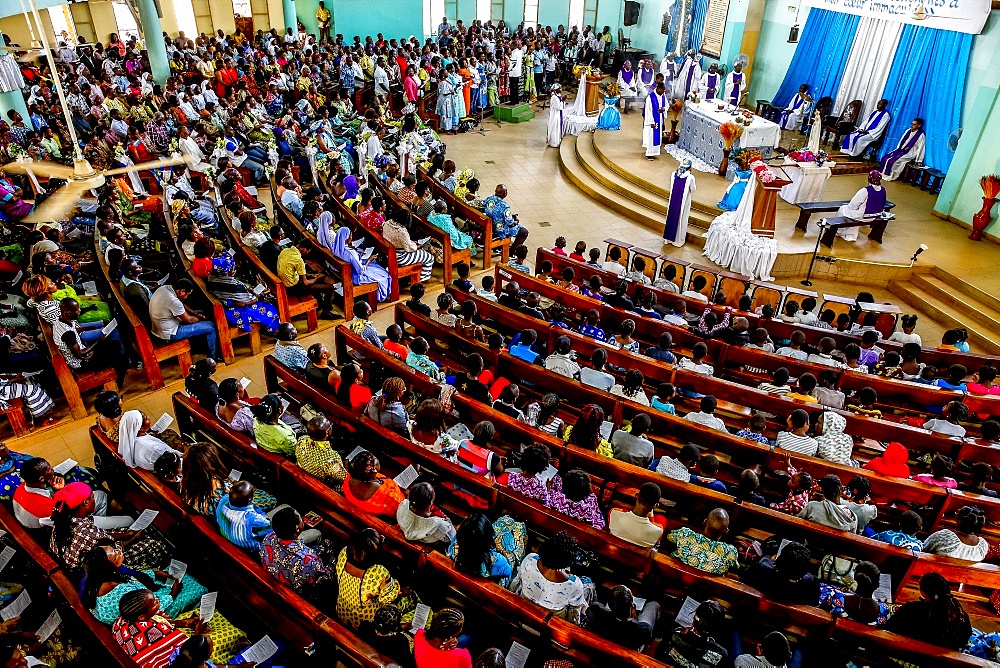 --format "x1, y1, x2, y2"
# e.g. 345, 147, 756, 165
702, 177, 778, 281
832, 17, 902, 120
567, 71, 588, 117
